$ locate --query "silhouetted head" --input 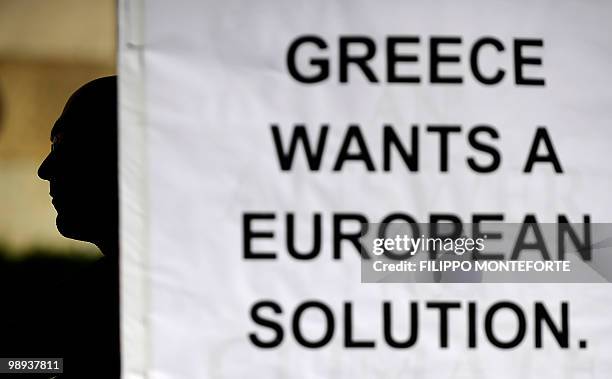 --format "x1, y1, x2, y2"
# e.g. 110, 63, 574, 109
38, 76, 118, 256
